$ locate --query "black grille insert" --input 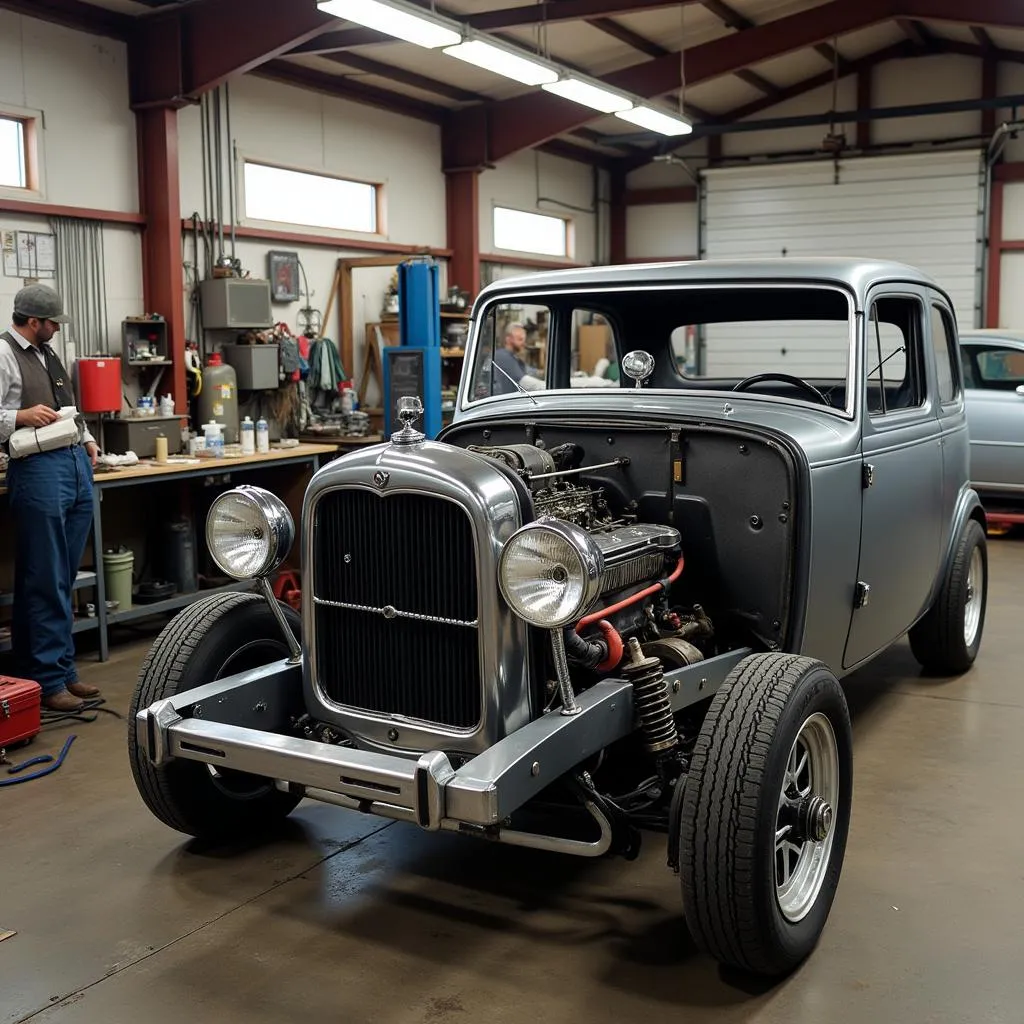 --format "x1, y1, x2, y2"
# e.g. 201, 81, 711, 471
312, 489, 480, 729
